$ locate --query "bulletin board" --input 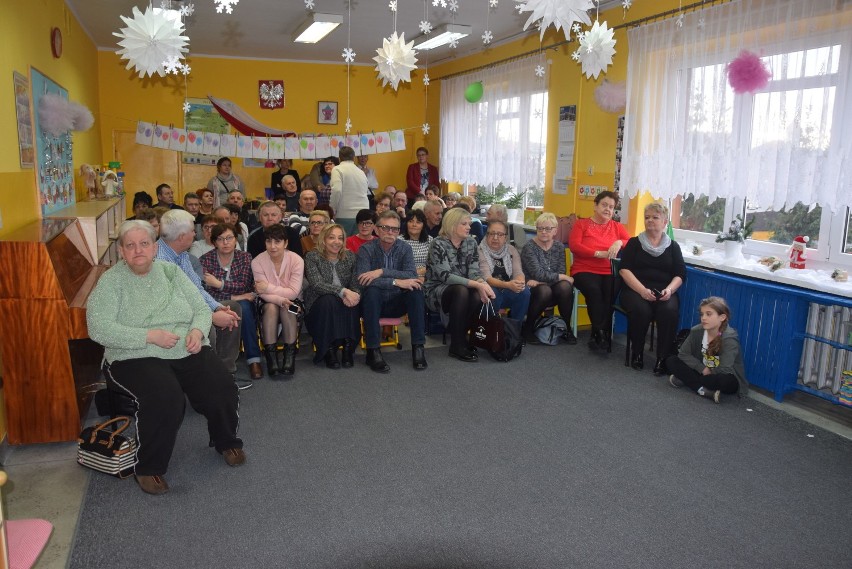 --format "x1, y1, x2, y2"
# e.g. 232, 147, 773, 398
31, 67, 75, 216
